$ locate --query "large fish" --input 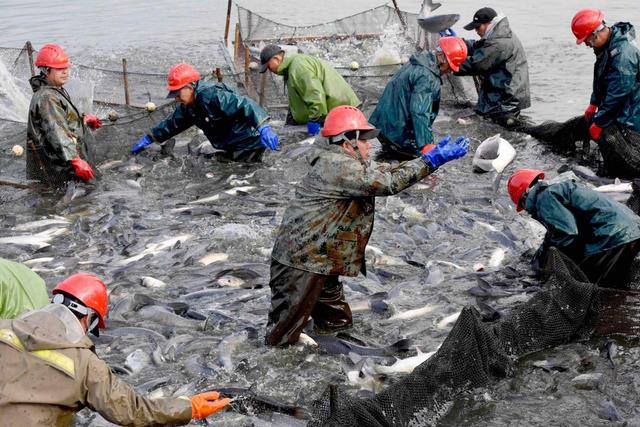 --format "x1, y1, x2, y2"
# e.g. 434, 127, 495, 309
417, 0, 460, 34
309, 334, 412, 356
211, 387, 309, 419
369, 346, 438, 375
